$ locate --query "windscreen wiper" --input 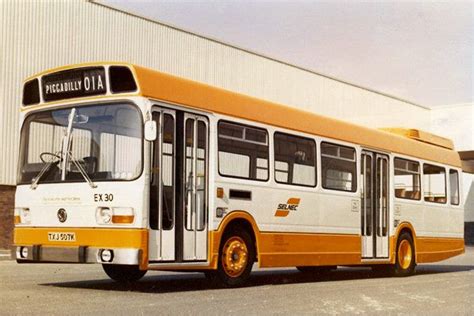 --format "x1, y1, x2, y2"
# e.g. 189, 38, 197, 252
61, 108, 97, 189
30, 152, 62, 190
66, 151, 97, 189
